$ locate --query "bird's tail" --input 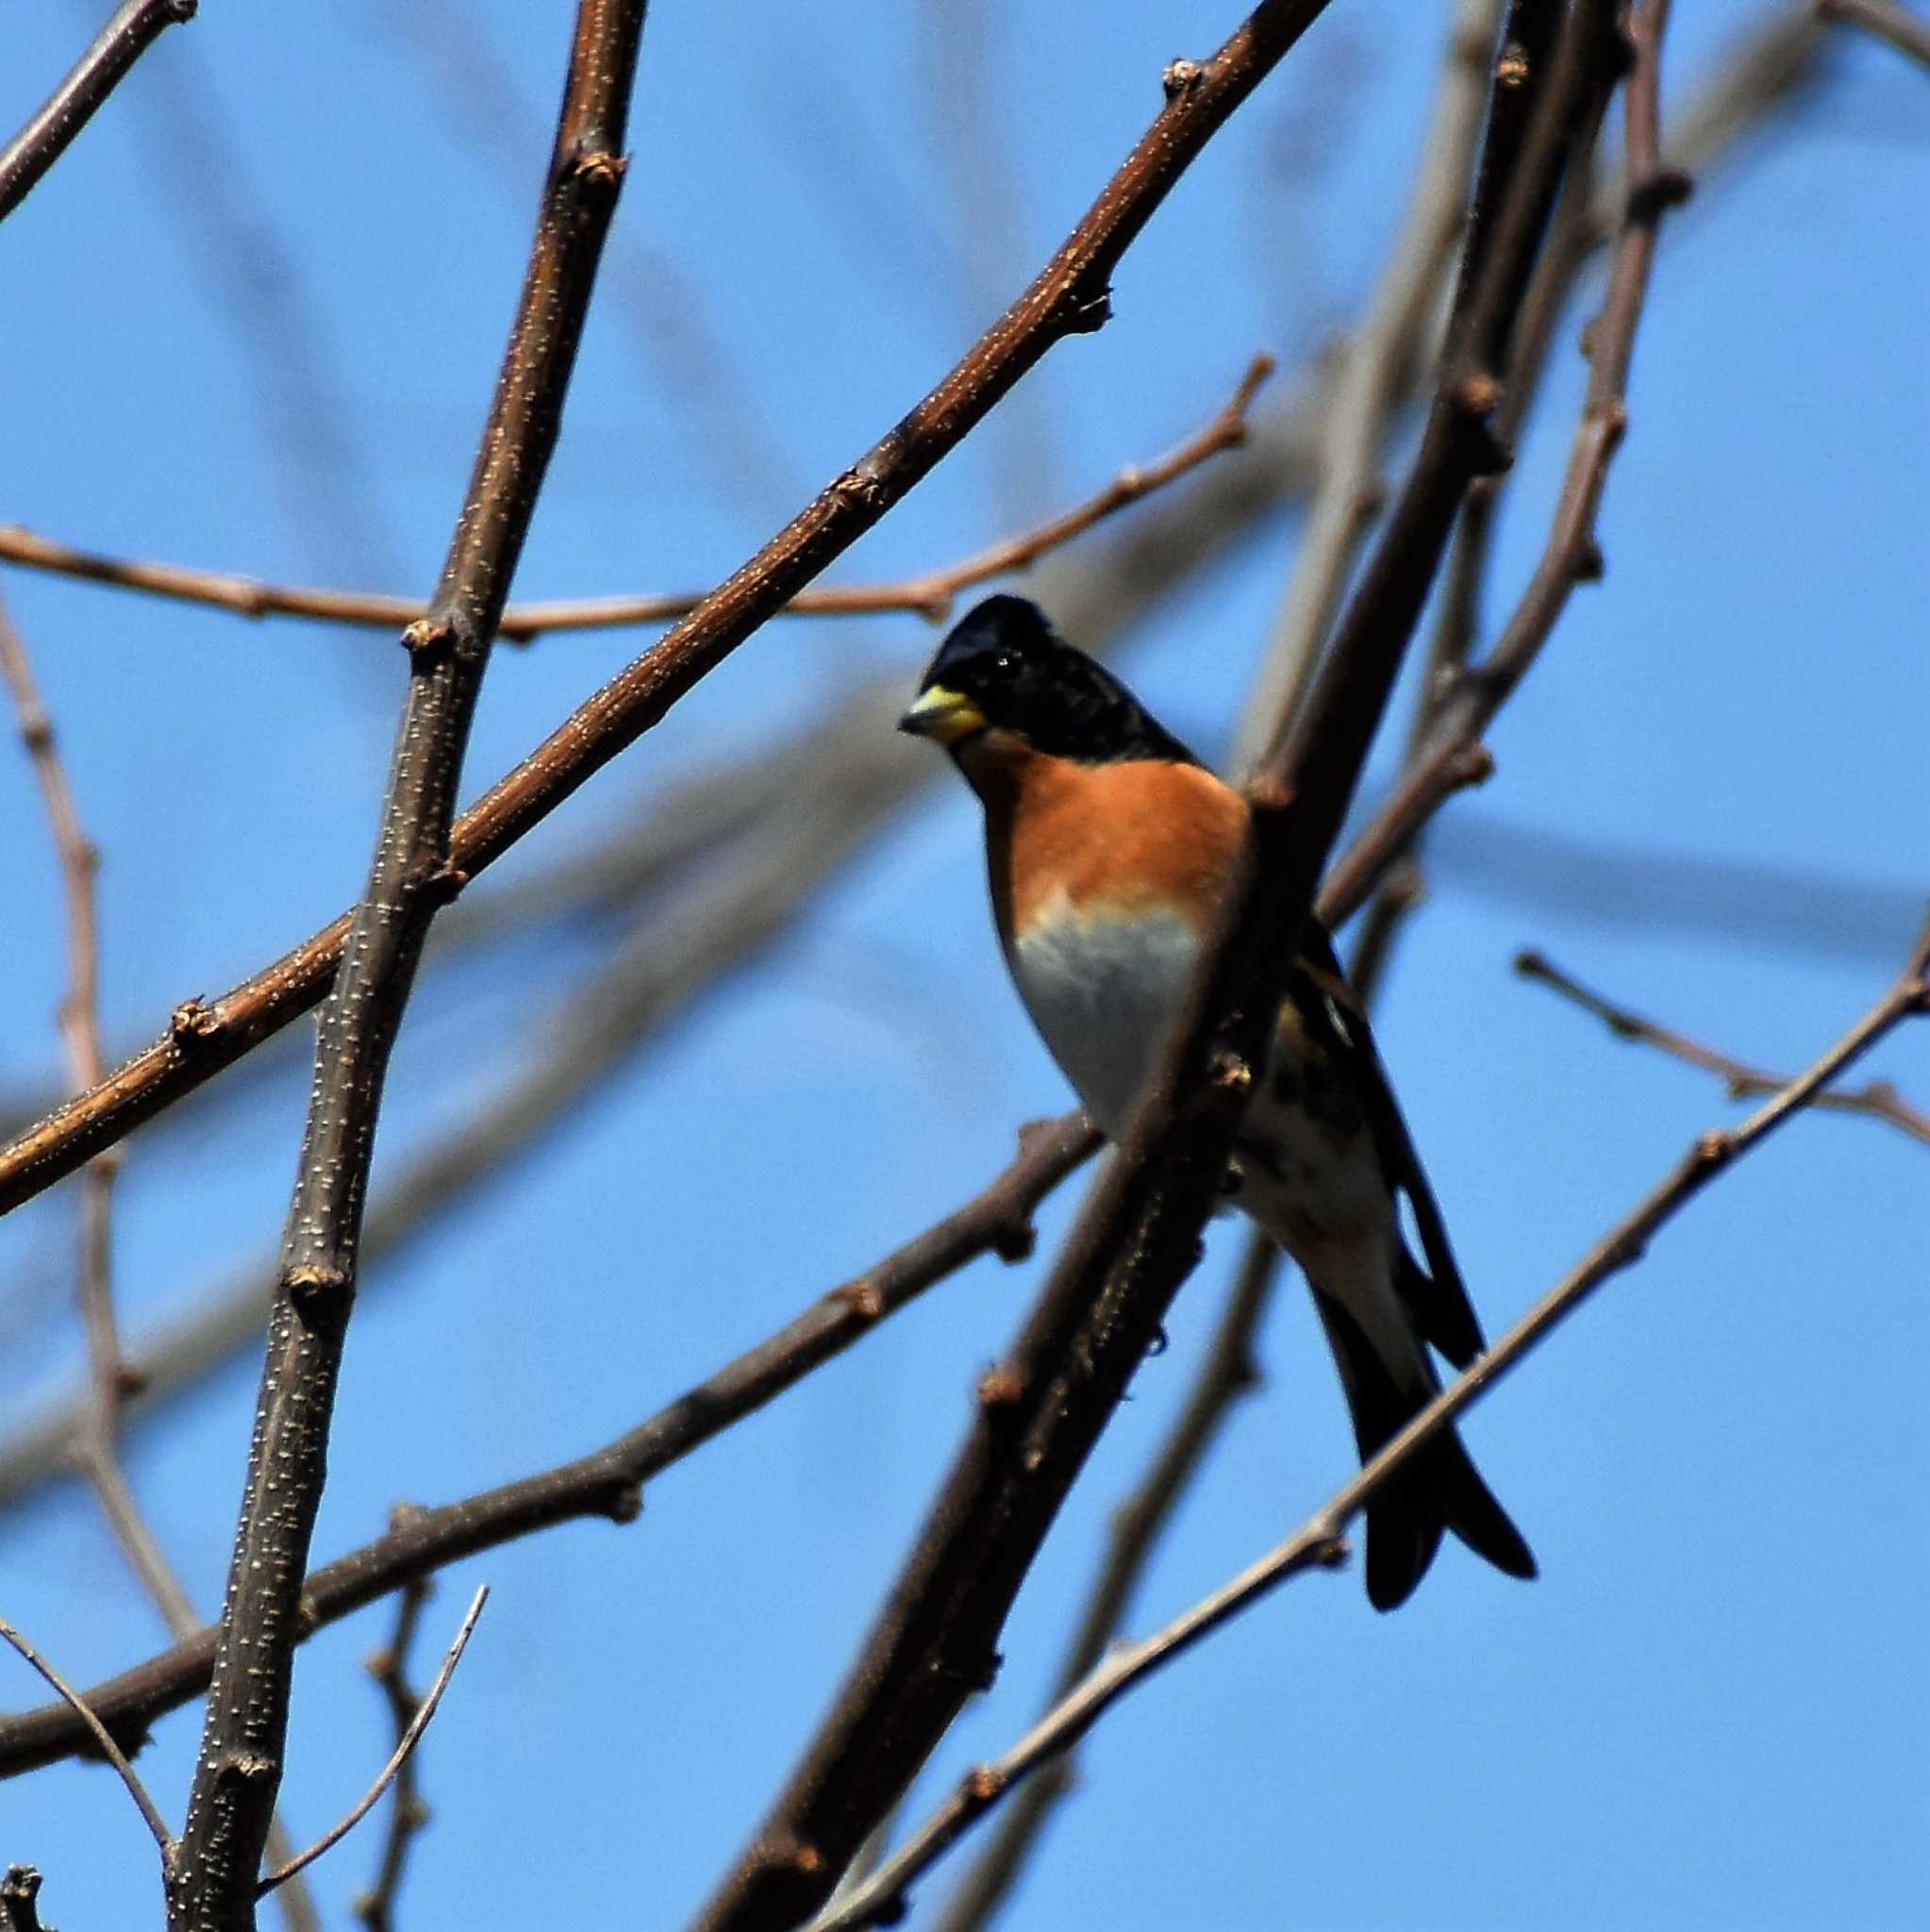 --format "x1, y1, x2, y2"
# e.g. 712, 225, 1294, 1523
1311, 1290, 1537, 1612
